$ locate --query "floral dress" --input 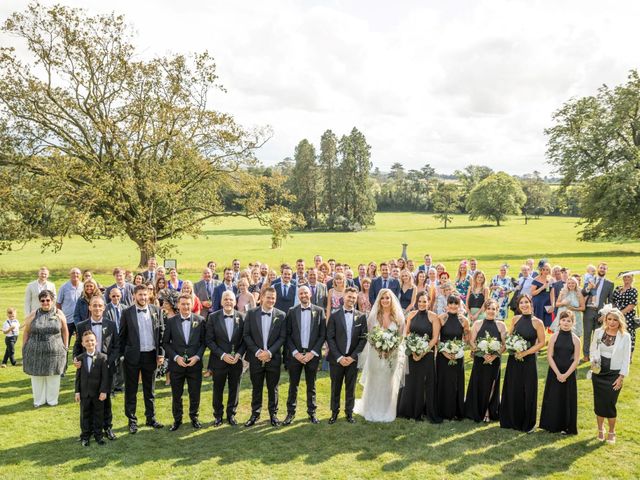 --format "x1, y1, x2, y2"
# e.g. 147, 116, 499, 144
612, 286, 638, 351
490, 275, 514, 320
455, 276, 471, 302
